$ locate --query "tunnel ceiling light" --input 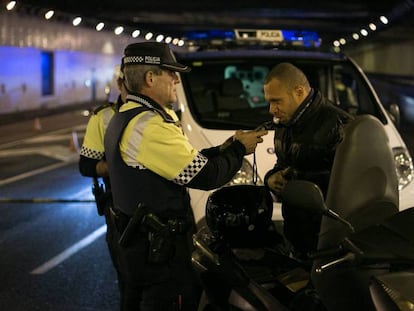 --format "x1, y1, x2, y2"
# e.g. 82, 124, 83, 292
333, 40, 340, 47
380, 16, 389, 24
369, 23, 377, 31
4, 2, 179, 46
352, 33, 360, 40
6, 1, 16, 10
132, 30, 140, 38
44, 10, 54, 20
96, 22, 104, 31
114, 26, 124, 35
4, 3, 182, 47
72, 17, 82, 26
360, 28, 368, 36
339, 38, 346, 45
145, 32, 153, 40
